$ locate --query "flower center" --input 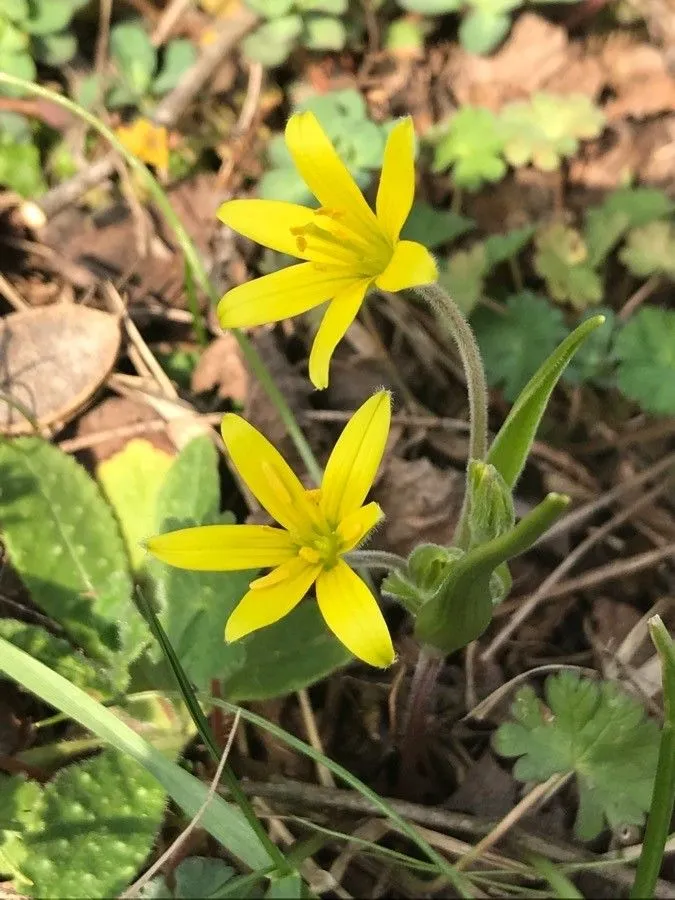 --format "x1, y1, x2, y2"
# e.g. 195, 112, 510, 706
290, 208, 391, 276
298, 529, 344, 570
